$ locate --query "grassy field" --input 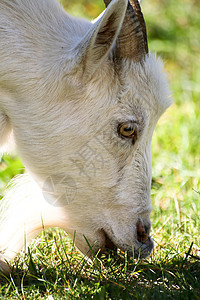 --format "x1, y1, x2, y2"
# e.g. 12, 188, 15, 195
0, 0, 200, 299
